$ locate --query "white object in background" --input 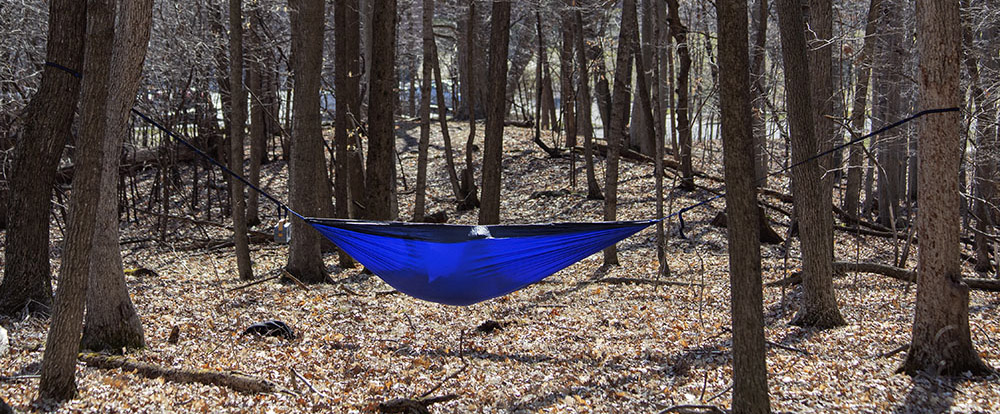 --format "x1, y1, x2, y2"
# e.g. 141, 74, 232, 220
0, 326, 8, 357
274, 219, 291, 244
